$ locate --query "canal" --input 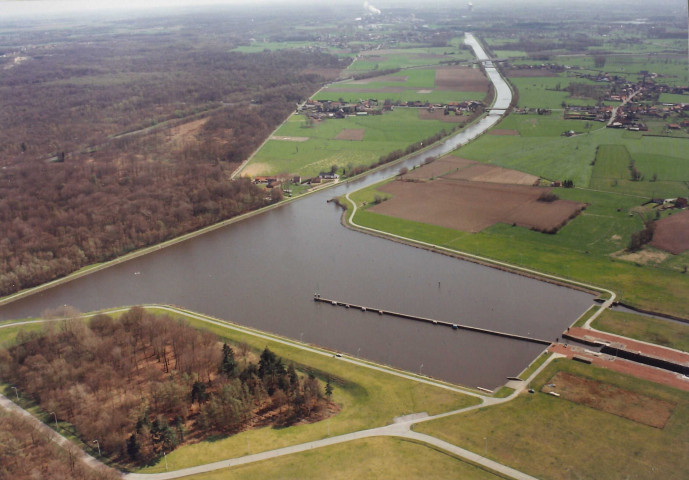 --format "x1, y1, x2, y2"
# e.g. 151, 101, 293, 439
0, 35, 594, 390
